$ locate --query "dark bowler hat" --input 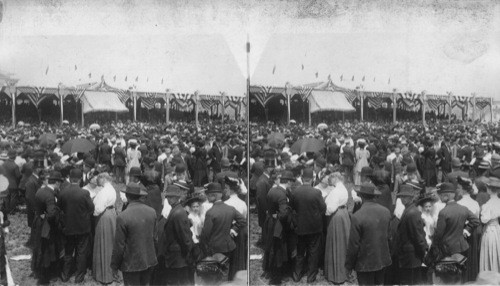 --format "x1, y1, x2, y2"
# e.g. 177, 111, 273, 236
48, 171, 64, 182
84, 157, 96, 168
264, 159, 276, 168
164, 185, 184, 197
121, 182, 147, 196
361, 166, 373, 177
437, 182, 455, 194
302, 168, 314, 179
69, 168, 83, 179
205, 182, 223, 194
397, 185, 414, 198
355, 183, 381, 195
280, 170, 295, 182
416, 192, 436, 206
129, 167, 142, 177
224, 176, 239, 188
